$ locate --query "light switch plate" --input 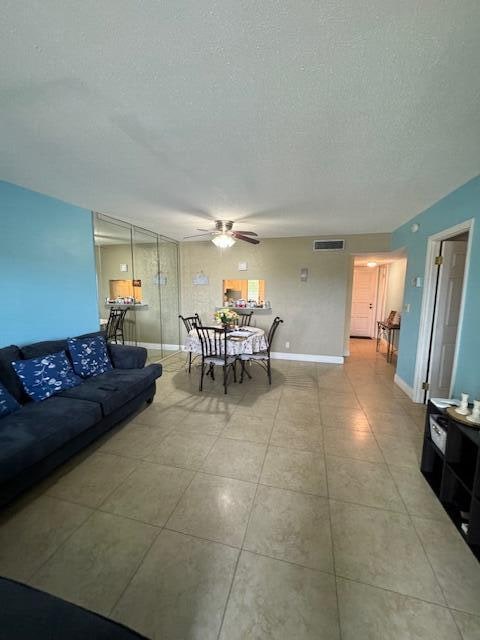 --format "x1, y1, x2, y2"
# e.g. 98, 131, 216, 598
238, 261, 247, 271
404, 303, 411, 313
120, 264, 128, 272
